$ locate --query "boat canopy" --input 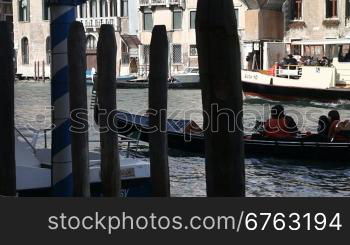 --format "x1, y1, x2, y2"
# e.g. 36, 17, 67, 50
291, 39, 350, 45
